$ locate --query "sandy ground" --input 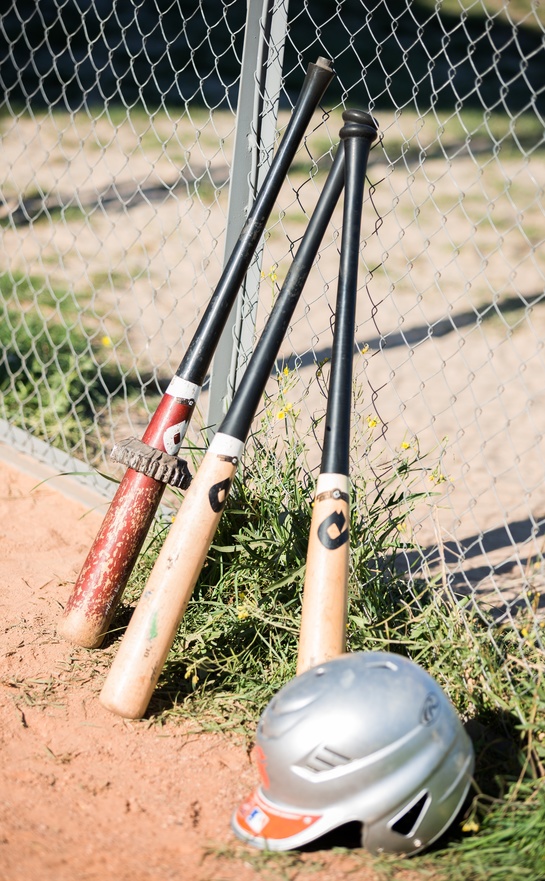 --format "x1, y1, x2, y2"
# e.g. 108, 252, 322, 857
0, 448, 435, 881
